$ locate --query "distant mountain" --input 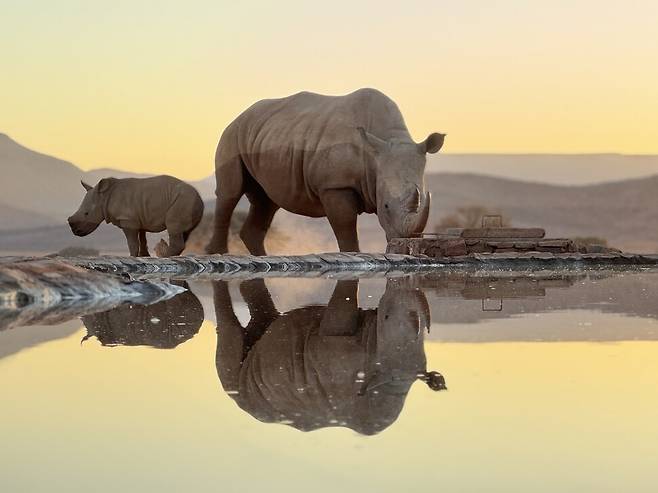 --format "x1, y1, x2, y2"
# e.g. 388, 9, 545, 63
426, 153, 658, 186
0, 133, 209, 231
0, 200, 56, 230
270, 172, 658, 253
1, 133, 656, 253
425, 173, 658, 252
0, 133, 88, 221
